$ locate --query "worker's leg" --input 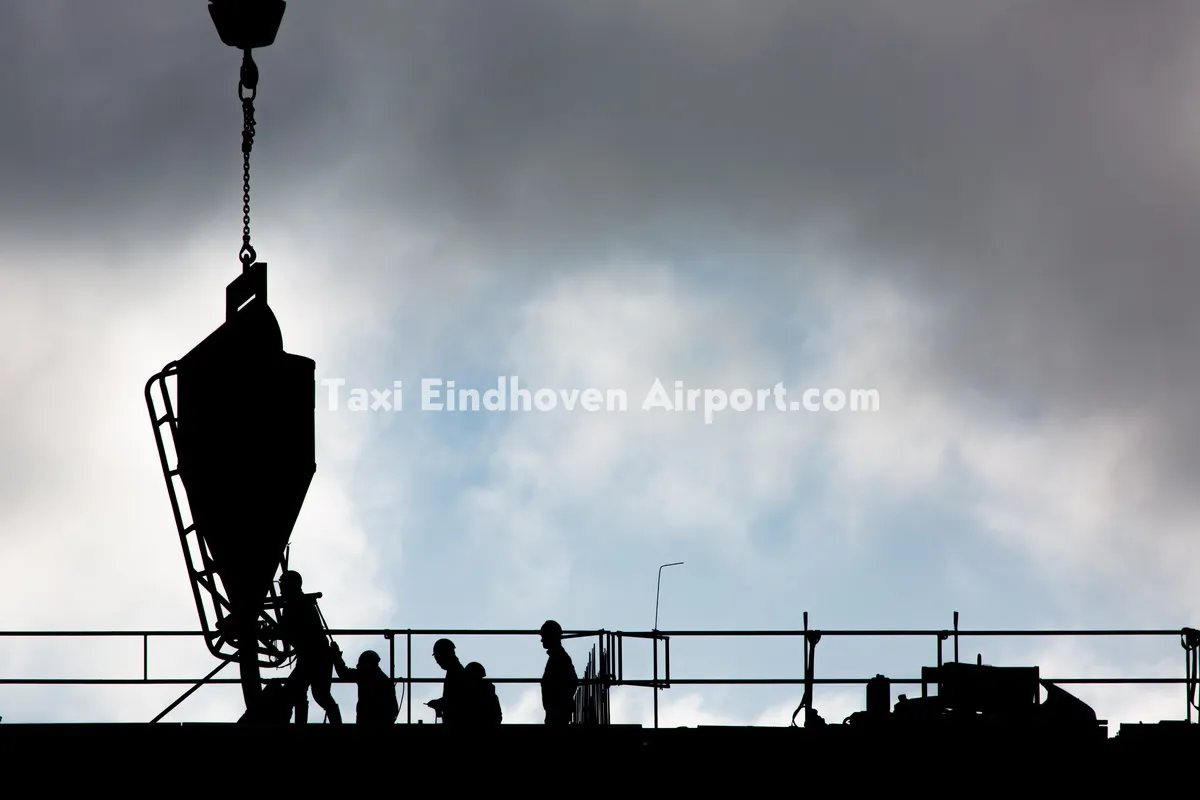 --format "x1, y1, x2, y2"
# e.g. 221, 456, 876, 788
286, 661, 311, 723
310, 654, 342, 724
